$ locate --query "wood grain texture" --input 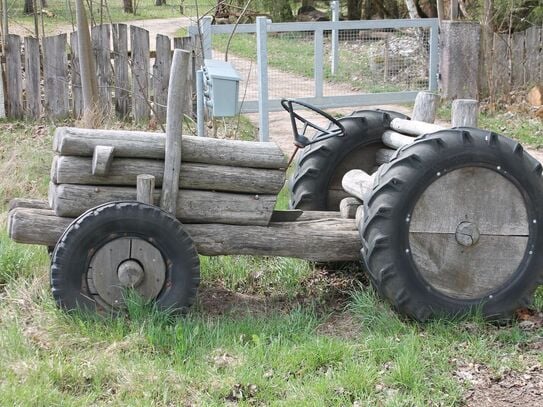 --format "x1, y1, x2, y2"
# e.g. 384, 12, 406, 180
153, 34, 172, 125
382, 130, 416, 149
136, 174, 155, 204
410, 167, 529, 235
342, 169, 373, 202
24, 36, 41, 119
491, 33, 510, 97
91, 145, 115, 176
8, 207, 361, 262
173, 36, 195, 116
411, 91, 439, 123
52, 156, 285, 194
43, 34, 69, 120
160, 49, 190, 214
49, 183, 277, 225
53, 127, 288, 169
70, 32, 83, 118
511, 31, 525, 88
91, 24, 113, 112
389, 118, 443, 136
339, 197, 362, 219
130, 26, 150, 122
451, 99, 478, 127
112, 24, 130, 119
6, 34, 23, 118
